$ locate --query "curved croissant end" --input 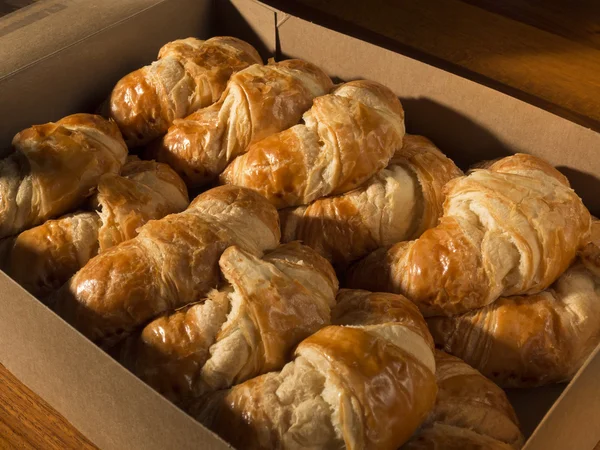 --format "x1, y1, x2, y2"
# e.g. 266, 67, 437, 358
117, 242, 338, 405
403, 350, 523, 449
2, 156, 189, 300
427, 220, 600, 388
192, 289, 437, 450
154, 59, 333, 189
0, 113, 127, 239
109, 36, 262, 147
347, 153, 591, 317
52, 185, 280, 346
220, 79, 405, 209
280, 134, 462, 267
